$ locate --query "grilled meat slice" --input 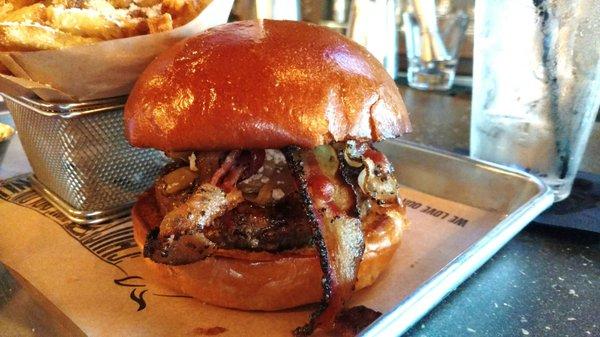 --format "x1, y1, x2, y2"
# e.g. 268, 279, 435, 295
145, 183, 244, 265
205, 192, 312, 251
